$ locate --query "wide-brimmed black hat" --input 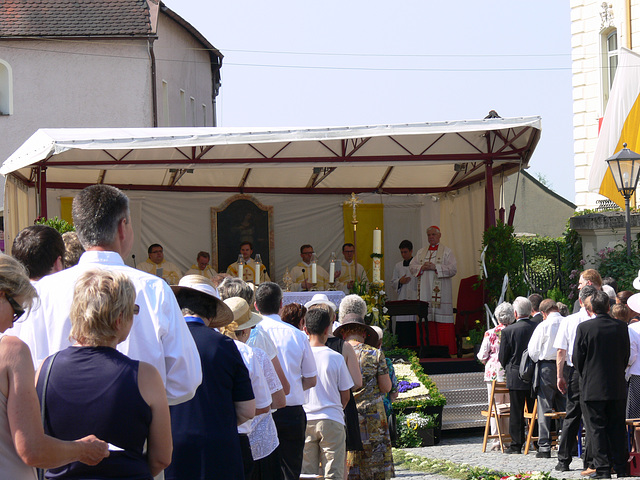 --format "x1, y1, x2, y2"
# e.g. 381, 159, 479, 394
333, 313, 378, 346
